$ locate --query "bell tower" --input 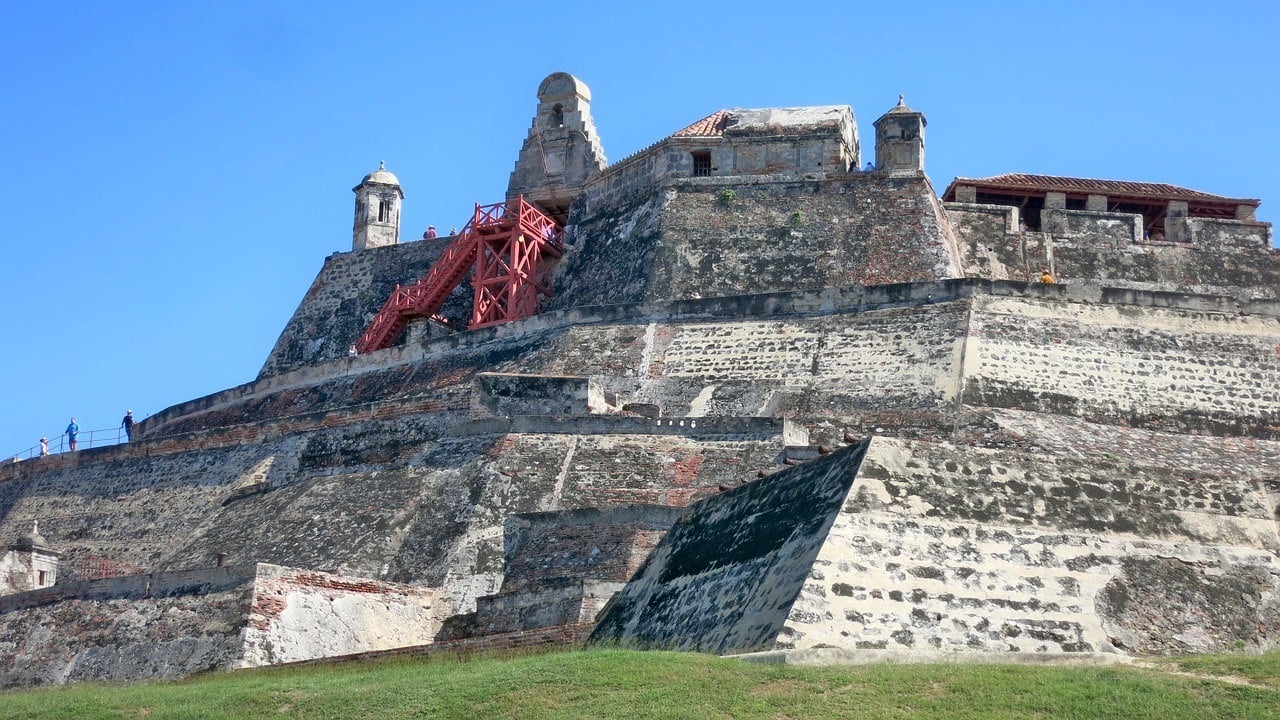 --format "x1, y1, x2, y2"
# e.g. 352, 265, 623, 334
352, 162, 403, 251
506, 72, 607, 224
